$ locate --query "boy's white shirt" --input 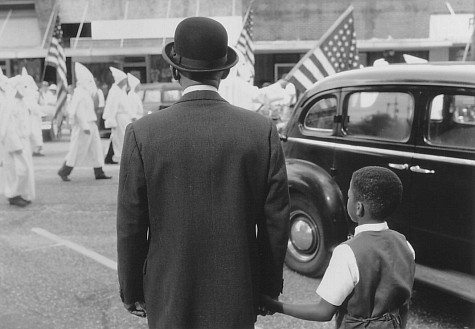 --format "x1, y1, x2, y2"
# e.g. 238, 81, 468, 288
316, 222, 415, 307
